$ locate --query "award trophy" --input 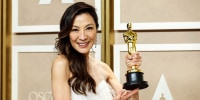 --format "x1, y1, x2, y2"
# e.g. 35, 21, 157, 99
123, 23, 148, 90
